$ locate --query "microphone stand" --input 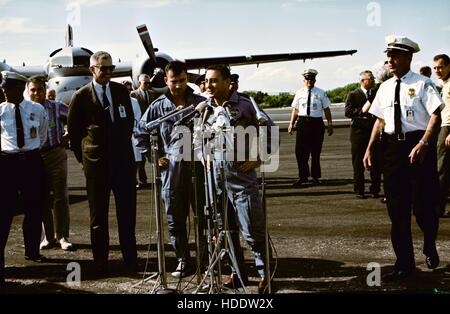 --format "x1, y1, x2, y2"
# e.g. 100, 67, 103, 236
250, 96, 272, 294
194, 107, 247, 294
133, 127, 177, 294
